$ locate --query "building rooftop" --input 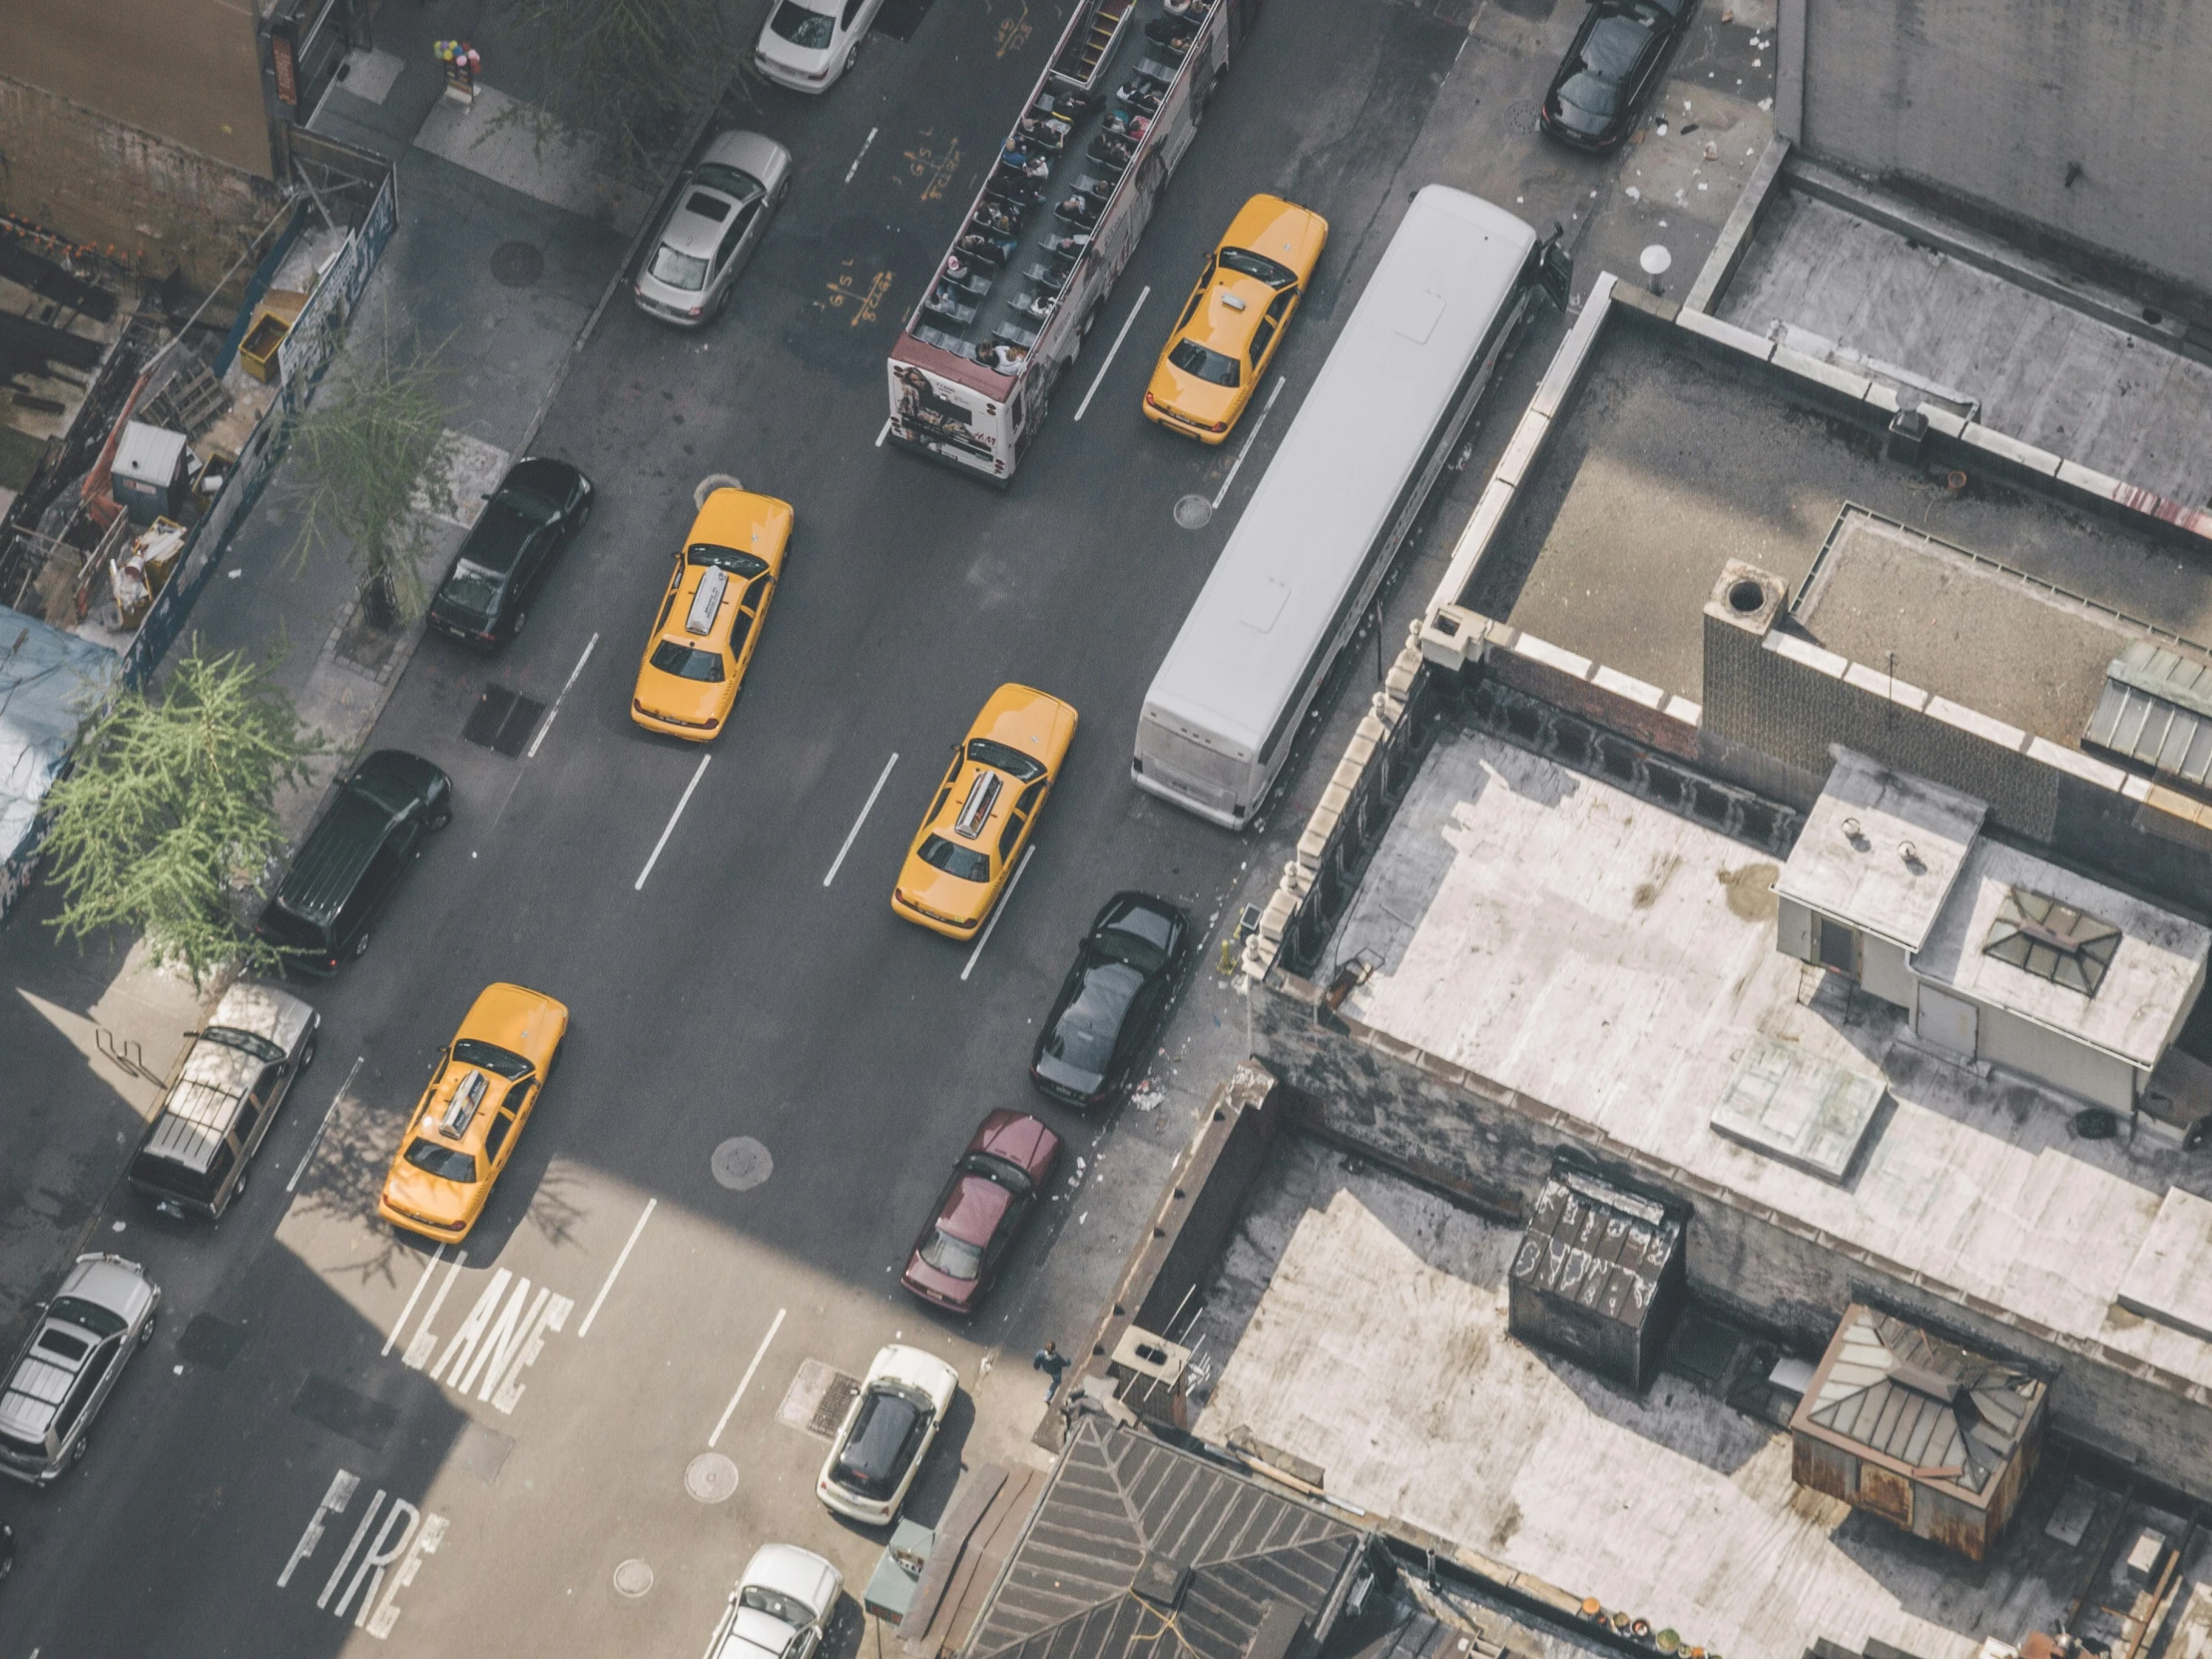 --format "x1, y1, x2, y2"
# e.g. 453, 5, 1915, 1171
1457, 320, 2212, 745
1310, 722, 2212, 1395
1776, 748, 1987, 951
